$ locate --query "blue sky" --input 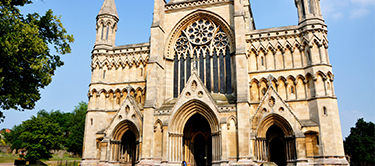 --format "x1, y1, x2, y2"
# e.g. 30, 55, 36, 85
0, 0, 374, 139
